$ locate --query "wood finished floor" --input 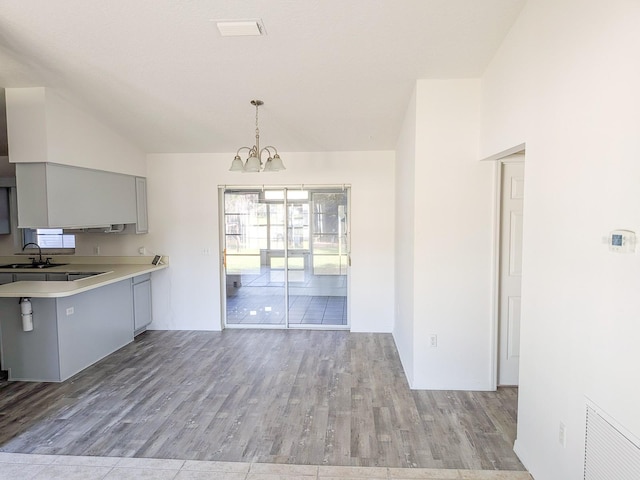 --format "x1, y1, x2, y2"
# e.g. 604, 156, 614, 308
0, 330, 524, 471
